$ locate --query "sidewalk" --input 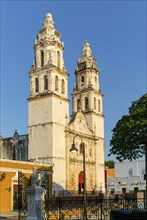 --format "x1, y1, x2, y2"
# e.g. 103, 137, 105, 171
0, 211, 18, 219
